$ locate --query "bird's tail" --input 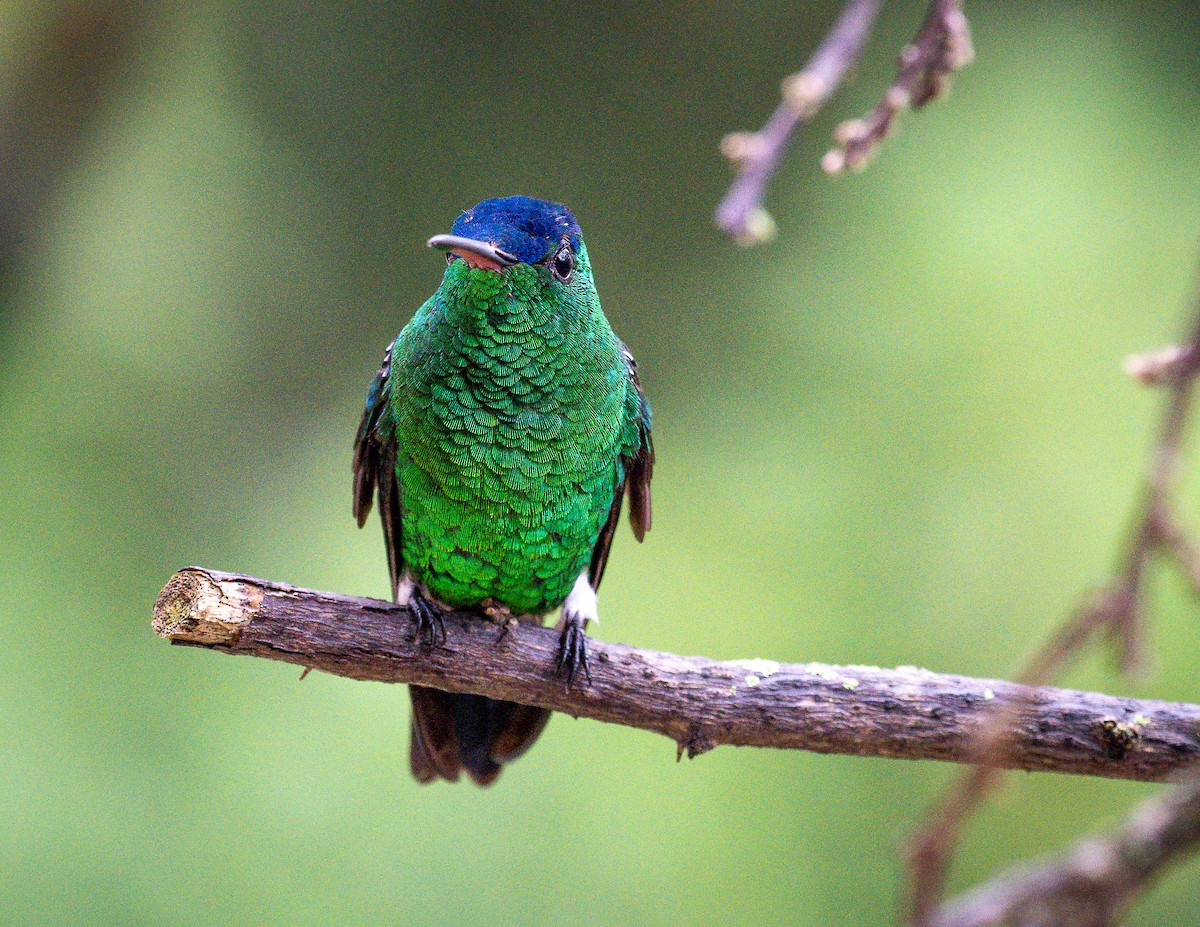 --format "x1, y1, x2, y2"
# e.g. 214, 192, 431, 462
408, 686, 552, 786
